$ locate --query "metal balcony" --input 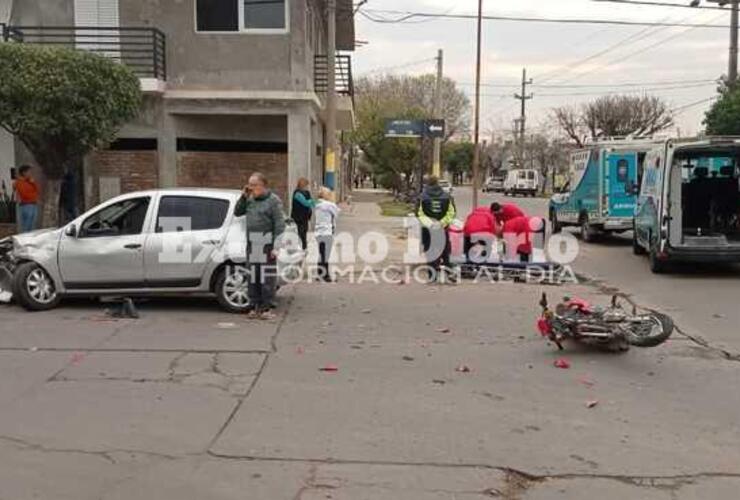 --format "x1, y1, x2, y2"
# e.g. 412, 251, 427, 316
314, 54, 354, 97
1, 24, 166, 80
